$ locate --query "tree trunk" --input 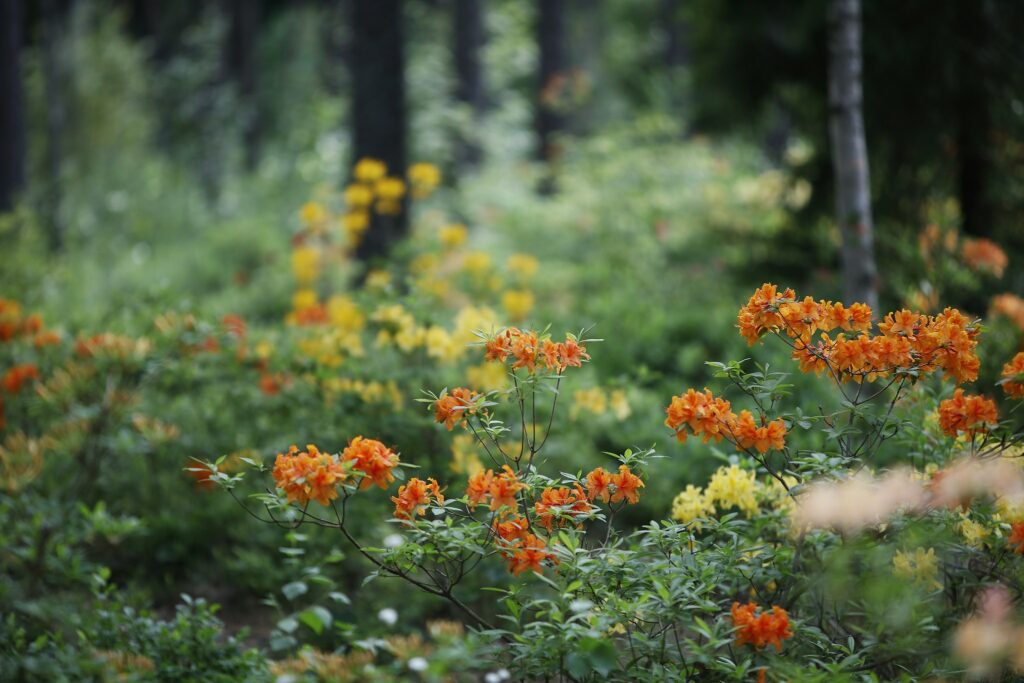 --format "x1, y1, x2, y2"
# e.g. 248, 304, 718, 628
224, 0, 260, 169
41, 0, 66, 250
955, 0, 992, 237
827, 0, 877, 310
535, 0, 566, 168
0, 0, 26, 213
351, 0, 408, 263
453, 0, 485, 168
